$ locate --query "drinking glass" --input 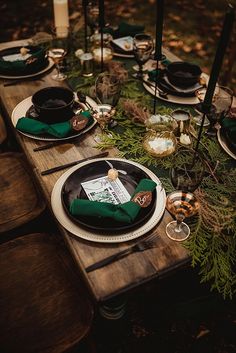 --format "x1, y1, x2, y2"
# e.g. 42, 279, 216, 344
193, 88, 211, 127
94, 73, 121, 128
166, 191, 200, 241
133, 33, 154, 79
87, 1, 100, 35
170, 148, 205, 193
206, 86, 233, 136
48, 47, 67, 81
95, 73, 121, 107
165, 148, 204, 241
